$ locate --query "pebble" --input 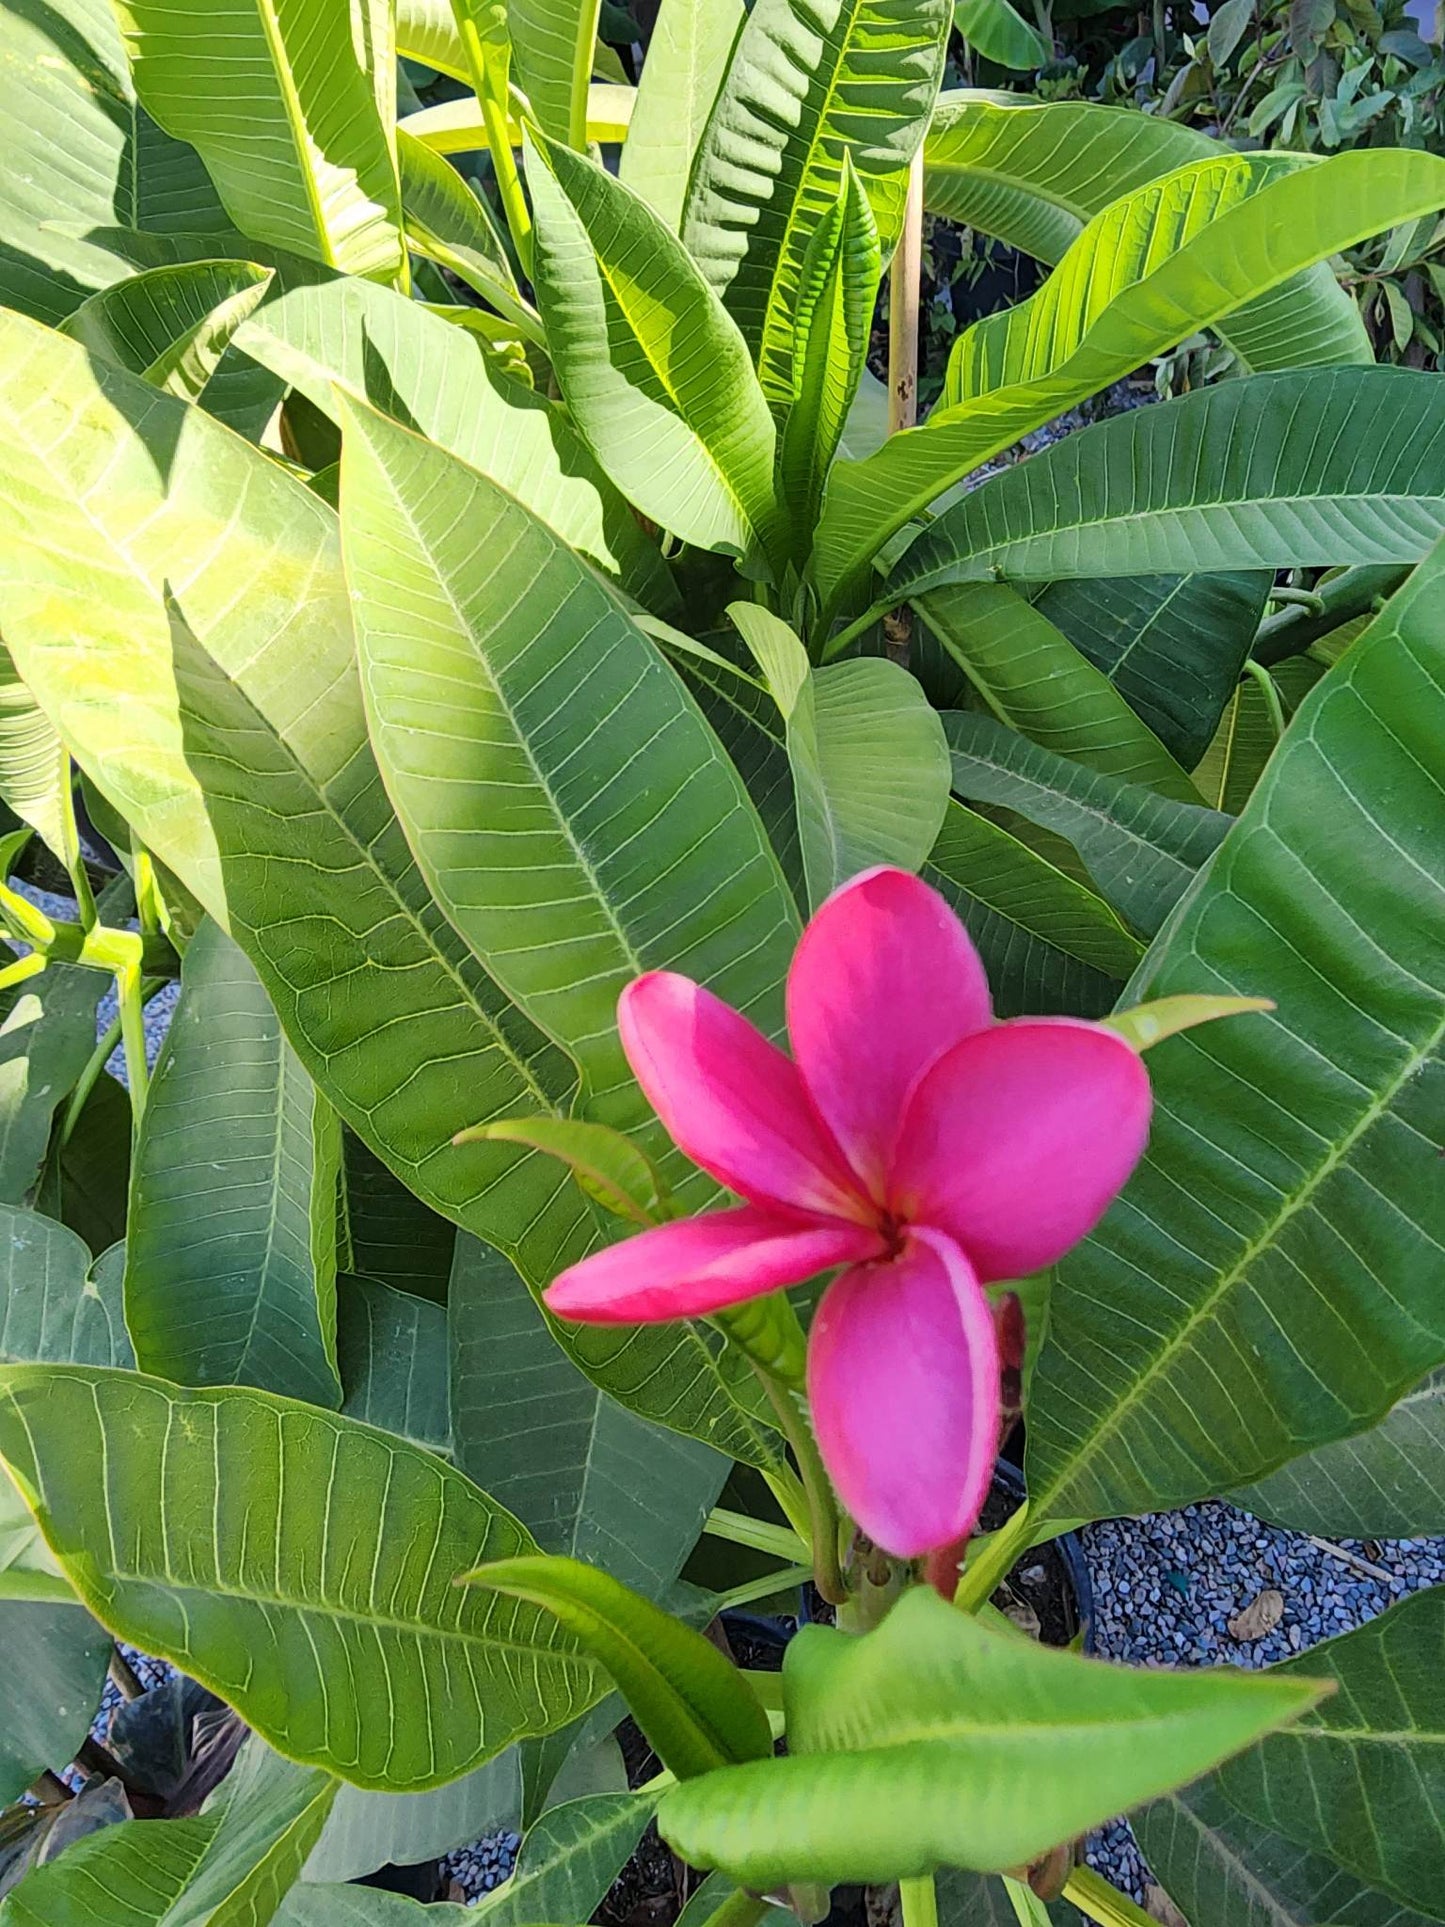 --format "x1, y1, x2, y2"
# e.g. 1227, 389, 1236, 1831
440, 1830, 520, 1901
